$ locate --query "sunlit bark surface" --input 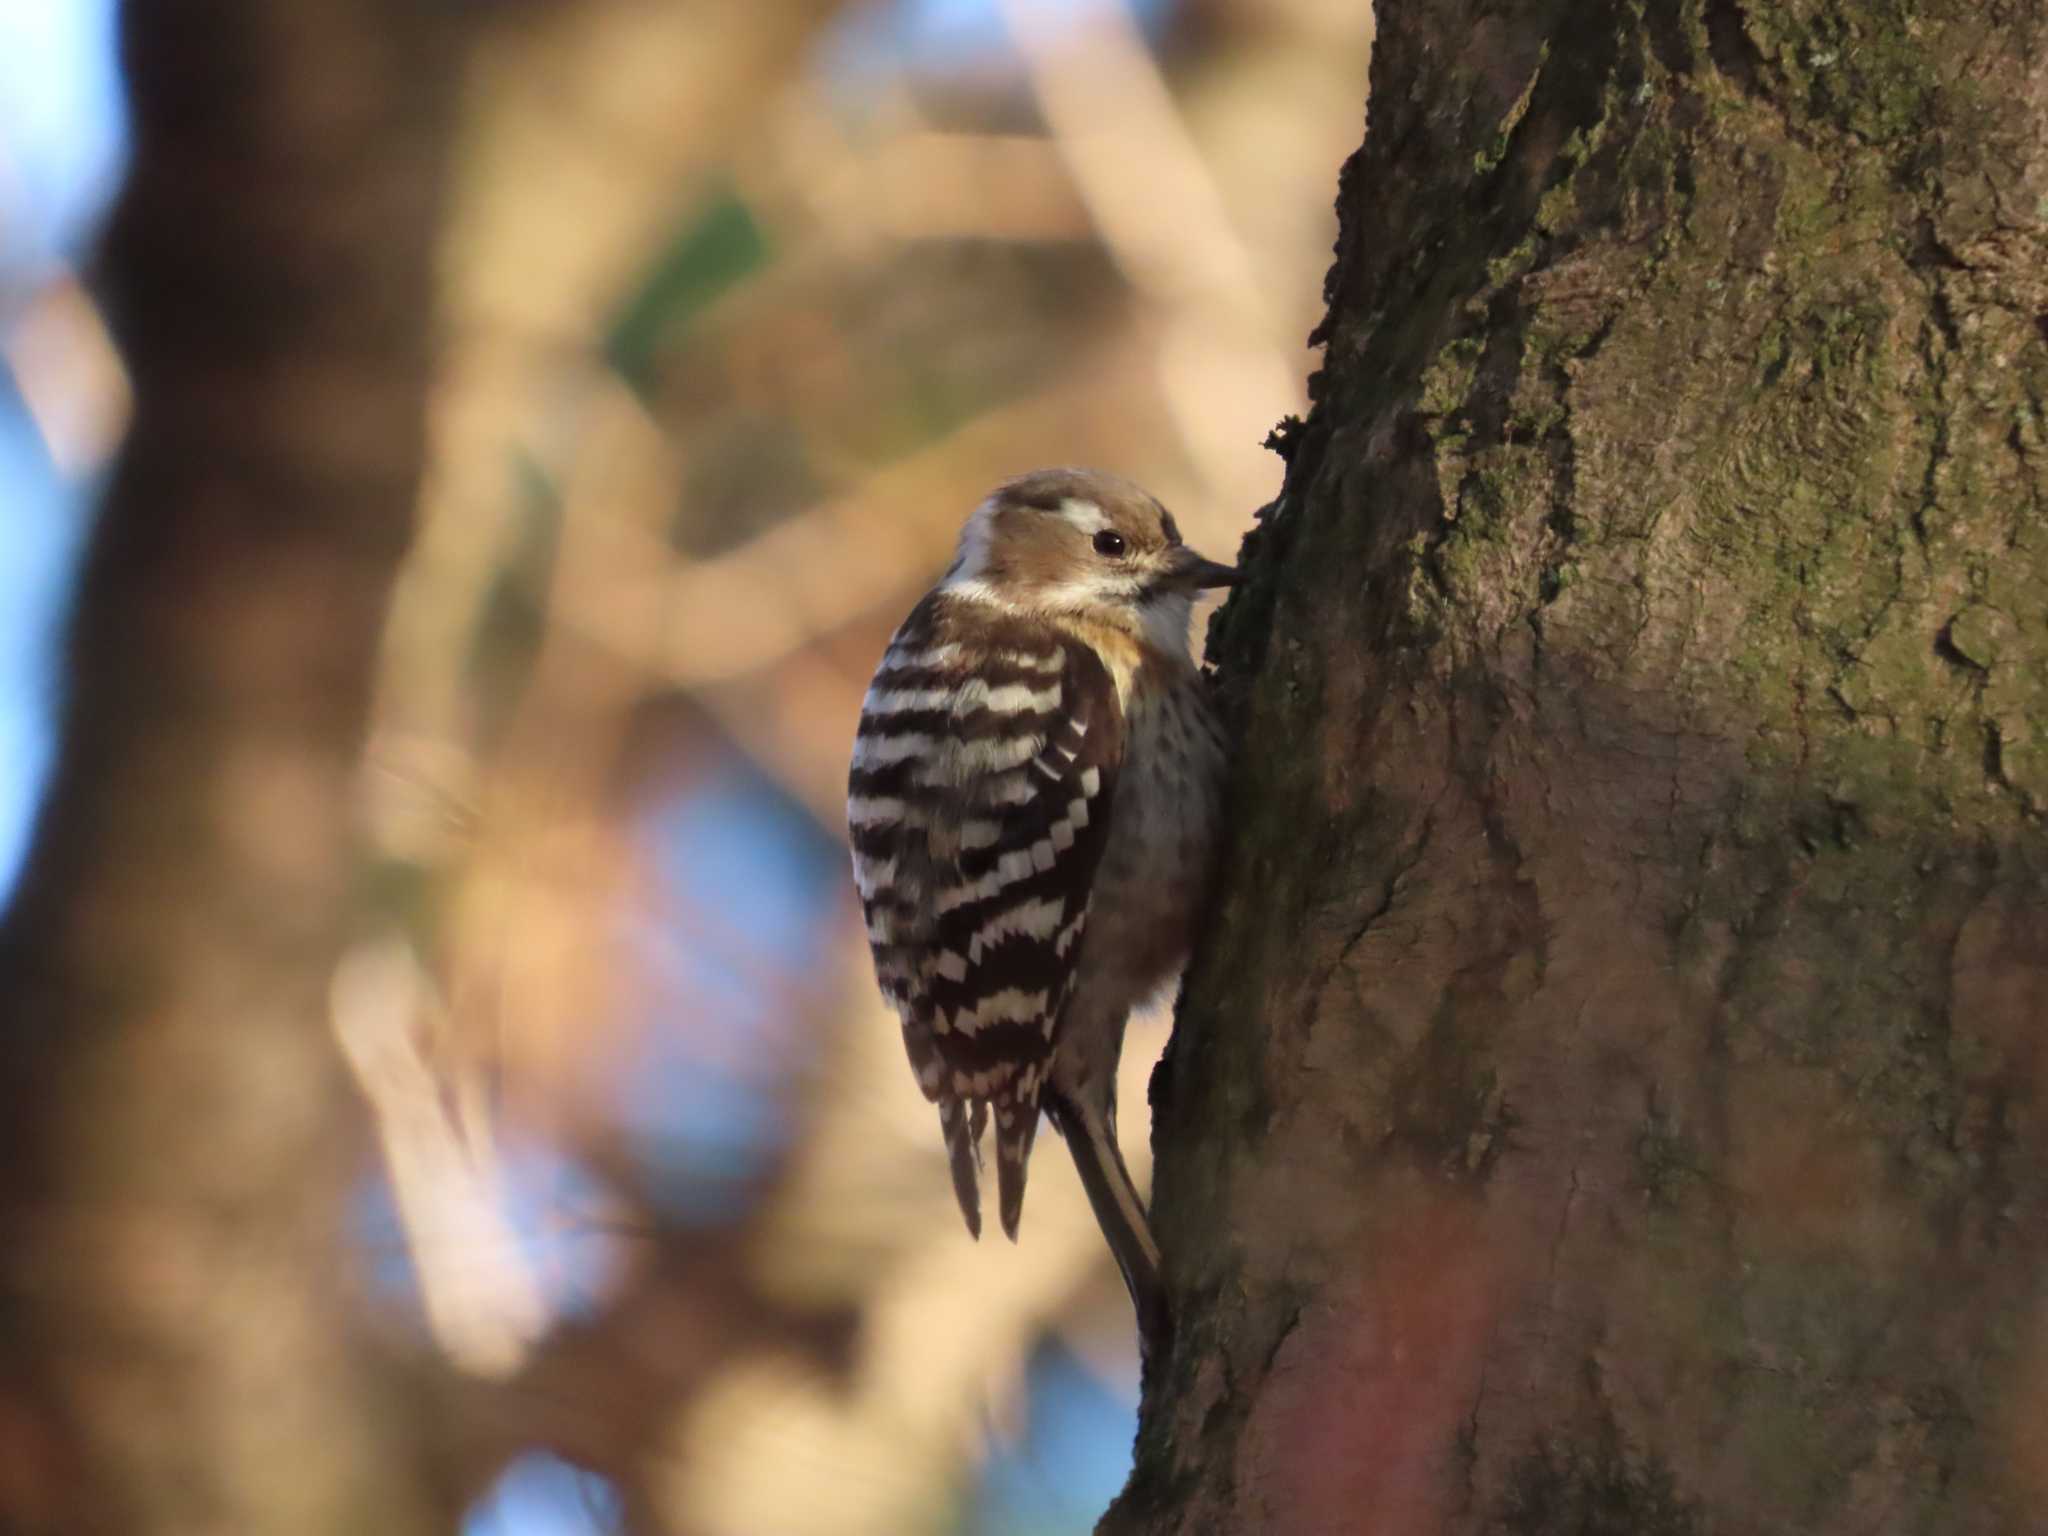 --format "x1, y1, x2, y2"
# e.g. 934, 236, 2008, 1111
0, 2, 457, 1530
1123, 2, 2048, 1531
